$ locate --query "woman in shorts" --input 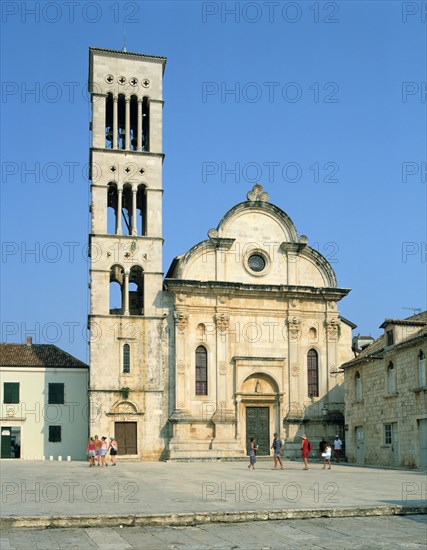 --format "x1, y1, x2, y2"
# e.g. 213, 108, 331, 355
322, 444, 332, 469
100, 436, 108, 467
86, 437, 96, 467
109, 437, 118, 465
